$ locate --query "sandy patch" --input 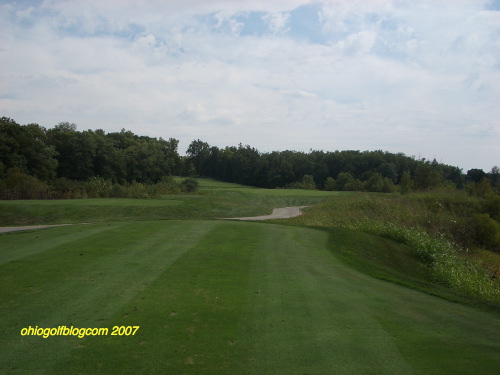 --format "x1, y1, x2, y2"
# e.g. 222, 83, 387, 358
0, 224, 74, 234
222, 206, 308, 221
